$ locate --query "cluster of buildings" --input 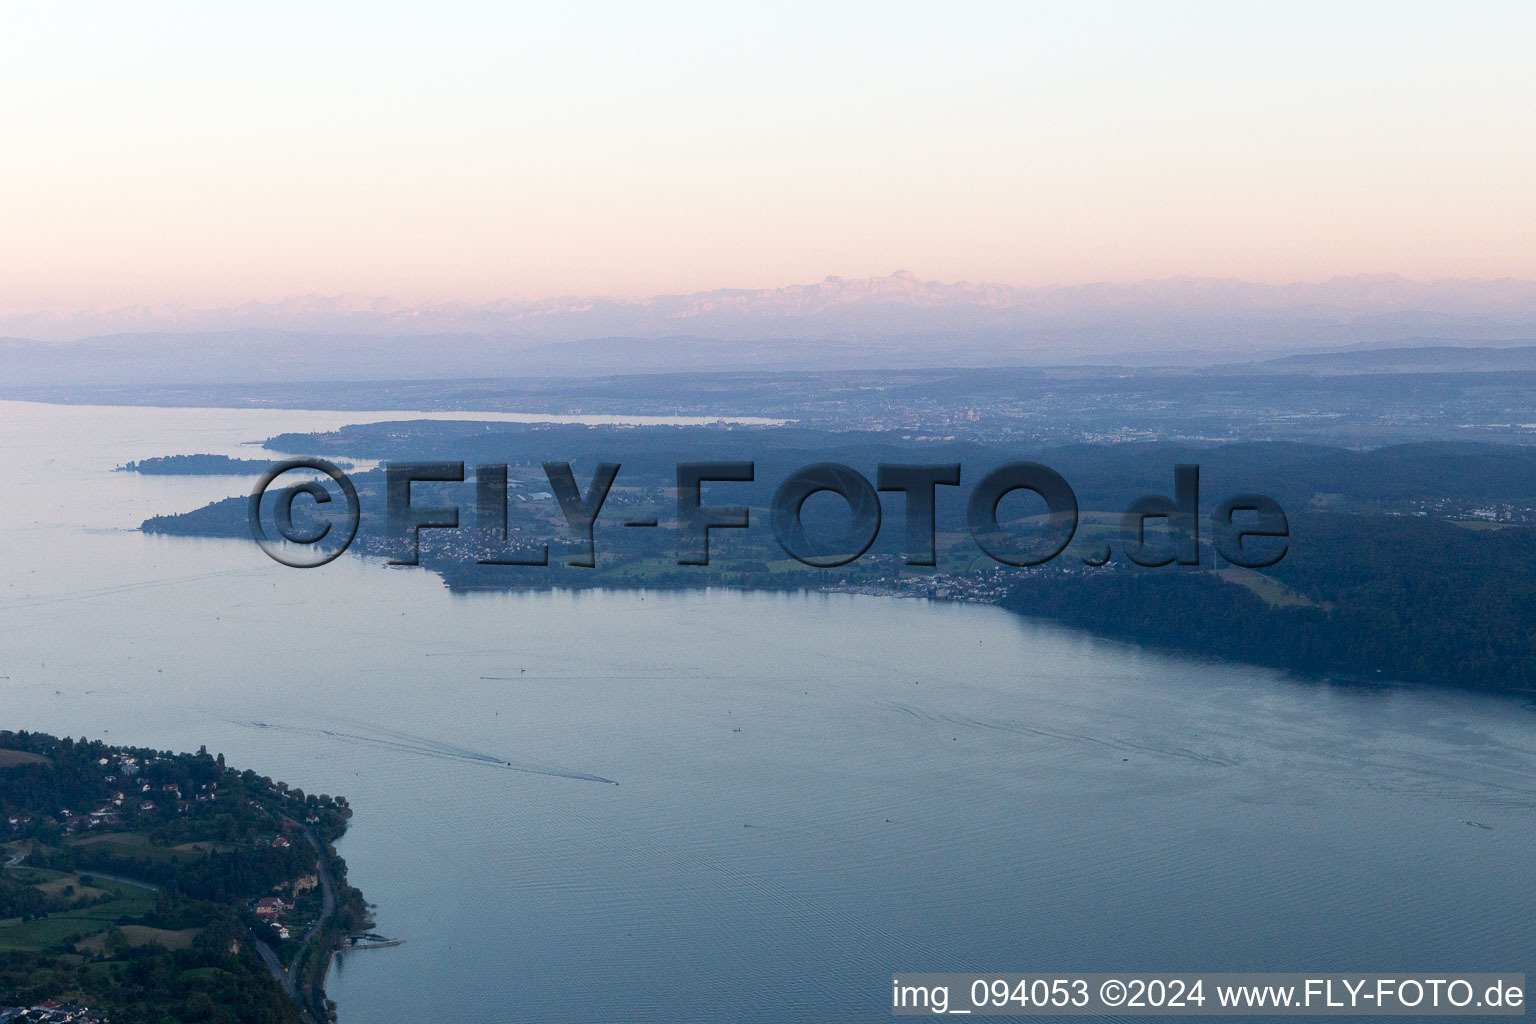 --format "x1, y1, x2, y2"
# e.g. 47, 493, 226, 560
0, 1001, 105, 1023
822, 563, 1095, 605
253, 895, 296, 940
44, 758, 223, 836
1395, 497, 1536, 524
